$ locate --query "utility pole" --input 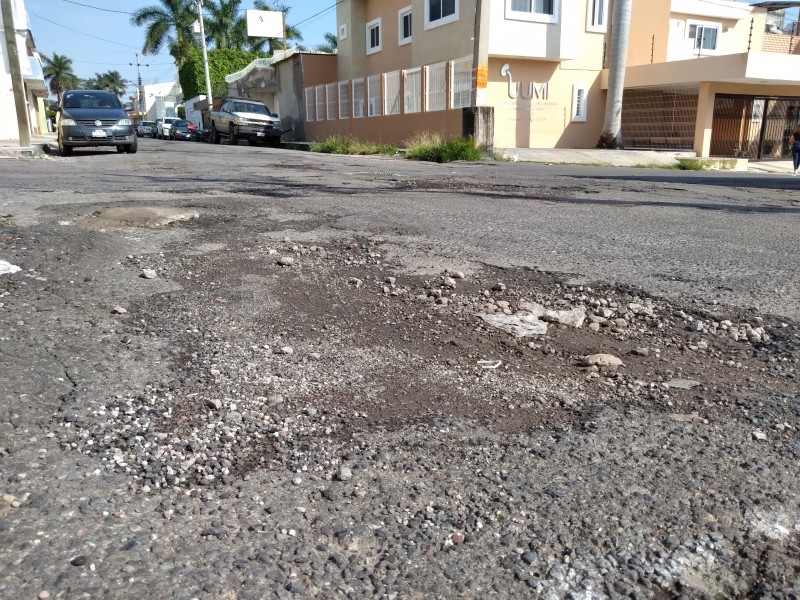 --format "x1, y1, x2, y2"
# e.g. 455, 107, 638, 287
196, 0, 213, 109
130, 53, 147, 118
1, 0, 31, 146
